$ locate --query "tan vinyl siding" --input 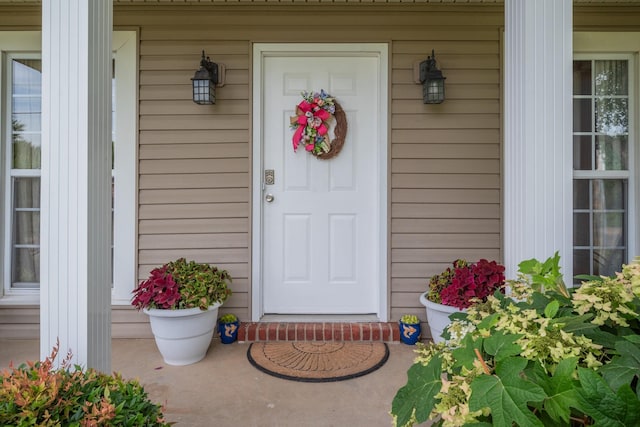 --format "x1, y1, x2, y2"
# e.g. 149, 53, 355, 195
390, 30, 502, 320
0, 307, 39, 339
137, 32, 250, 320
2, 3, 639, 337
130, 6, 506, 325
